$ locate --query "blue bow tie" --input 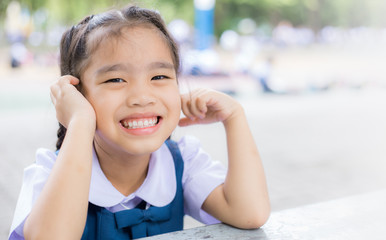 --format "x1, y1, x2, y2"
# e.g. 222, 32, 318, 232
114, 204, 171, 238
